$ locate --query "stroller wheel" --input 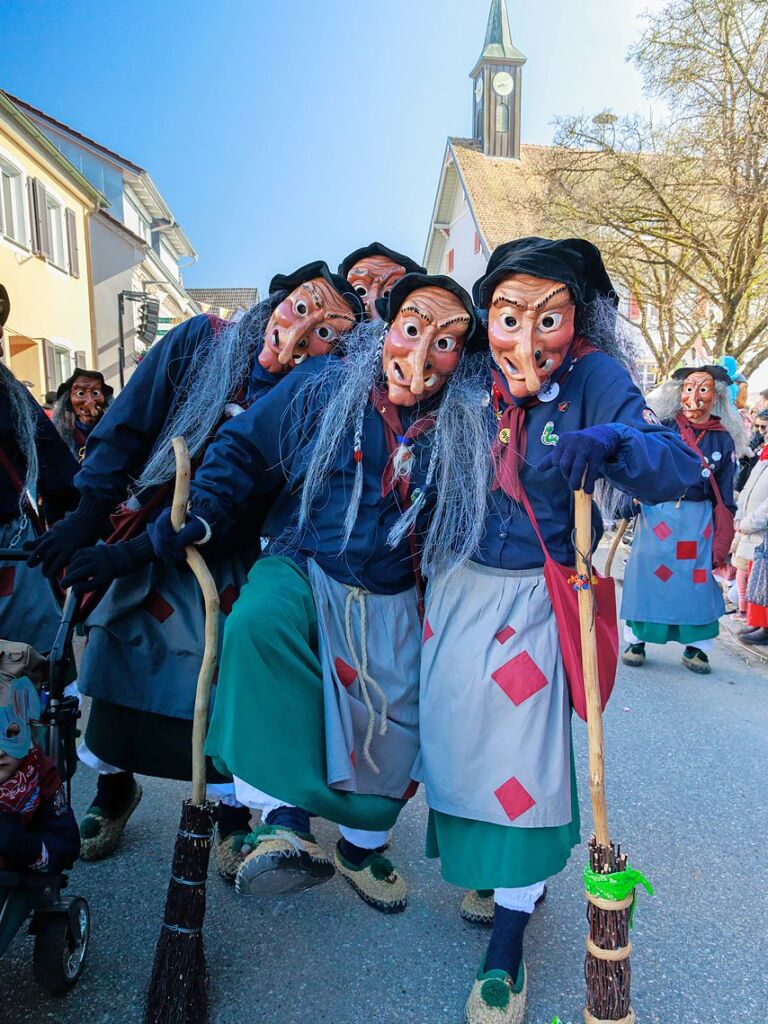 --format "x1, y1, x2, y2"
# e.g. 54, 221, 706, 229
32, 897, 90, 994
